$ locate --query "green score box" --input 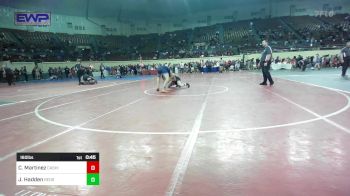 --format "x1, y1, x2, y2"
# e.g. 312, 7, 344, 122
87, 174, 100, 185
